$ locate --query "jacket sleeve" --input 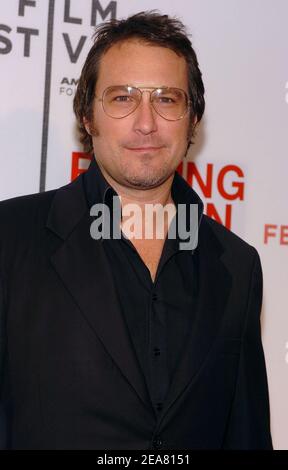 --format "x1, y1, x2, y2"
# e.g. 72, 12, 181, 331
223, 249, 273, 449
